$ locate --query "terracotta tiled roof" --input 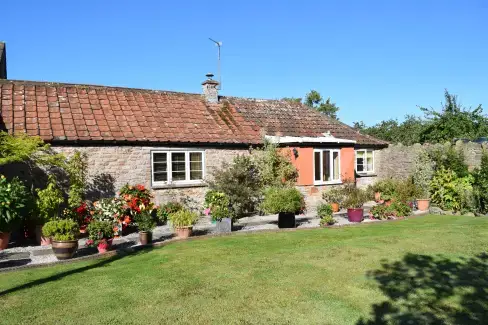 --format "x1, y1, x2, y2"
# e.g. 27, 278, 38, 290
0, 79, 387, 146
